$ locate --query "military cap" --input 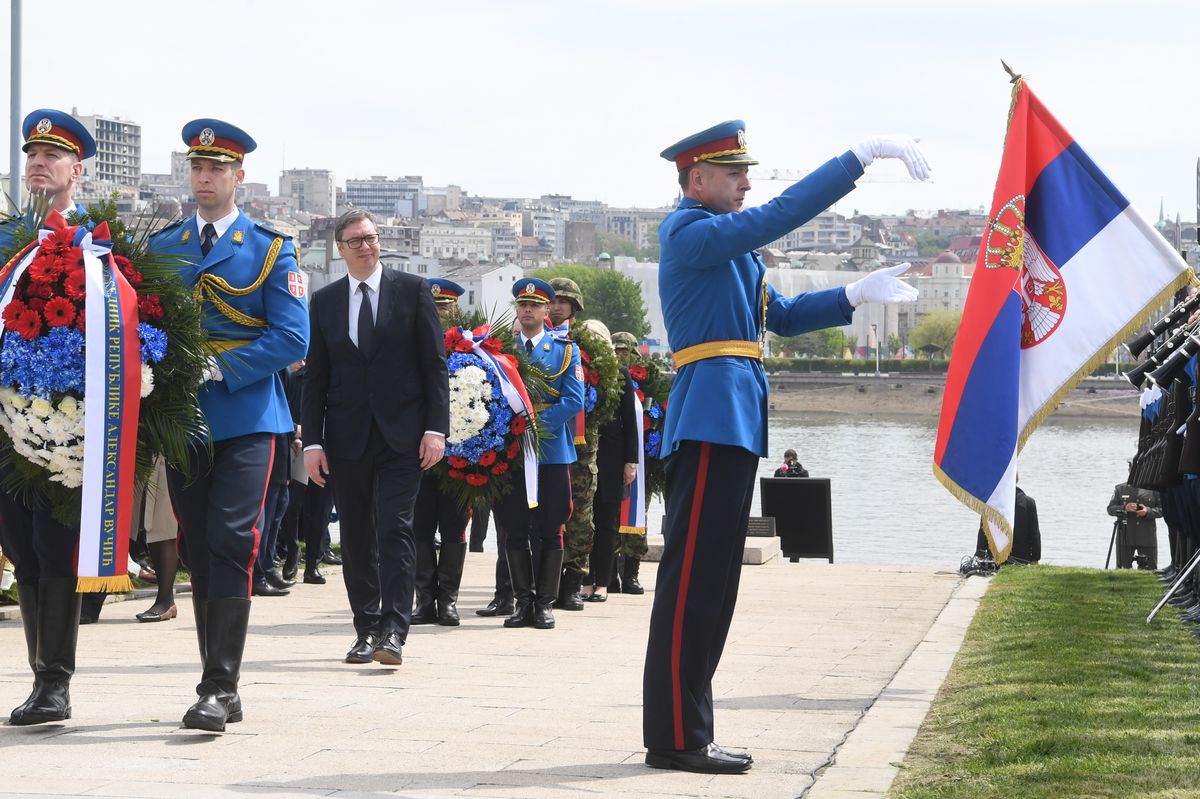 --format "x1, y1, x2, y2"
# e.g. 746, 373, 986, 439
512, 277, 554, 304
612, 331, 639, 351
548, 277, 585, 311
182, 118, 257, 162
428, 277, 464, 304
660, 119, 758, 172
22, 109, 96, 159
